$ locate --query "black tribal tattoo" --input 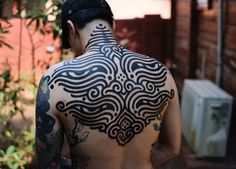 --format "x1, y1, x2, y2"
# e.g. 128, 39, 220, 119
36, 77, 64, 168
66, 119, 89, 147
36, 76, 55, 142
48, 24, 175, 146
